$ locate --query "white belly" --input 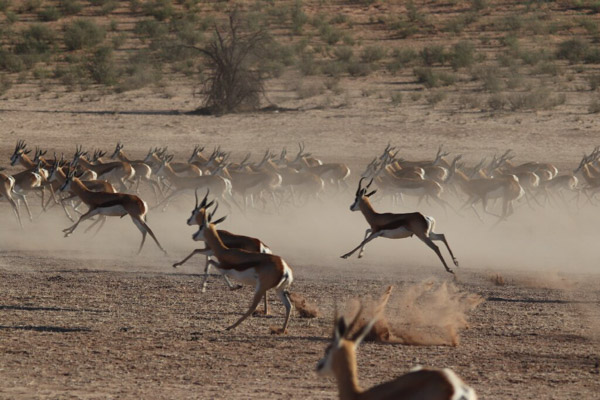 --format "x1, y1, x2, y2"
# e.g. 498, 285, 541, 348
97, 204, 128, 217
221, 267, 258, 285
486, 186, 504, 199
381, 226, 413, 239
